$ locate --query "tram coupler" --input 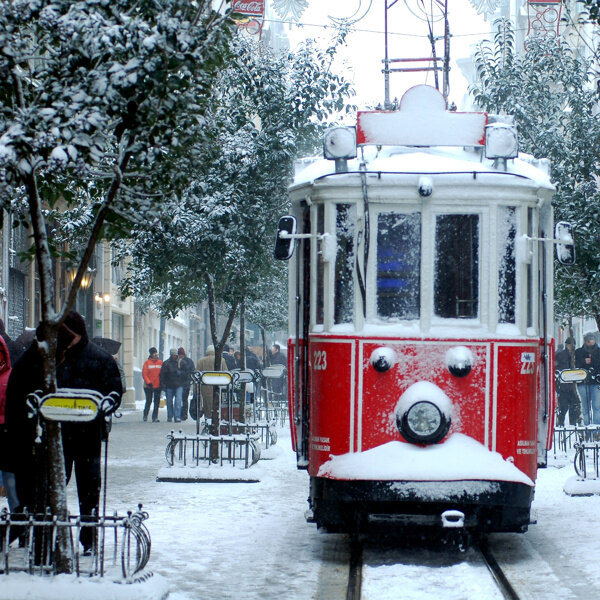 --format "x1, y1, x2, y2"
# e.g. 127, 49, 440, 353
441, 510, 465, 528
